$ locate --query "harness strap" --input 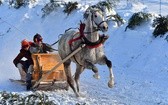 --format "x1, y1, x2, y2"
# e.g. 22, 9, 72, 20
70, 44, 83, 66
68, 32, 81, 45
82, 35, 108, 48
68, 23, 85, 45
